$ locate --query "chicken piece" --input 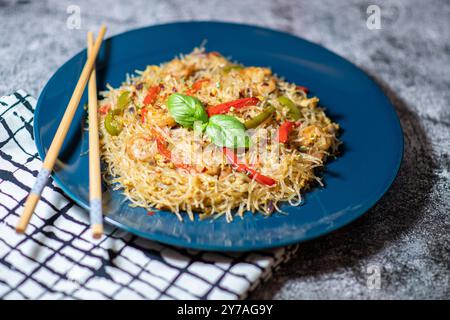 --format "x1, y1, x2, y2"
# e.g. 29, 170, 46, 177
164, 59, 195, 79
242, 67, 272, 81
256, 80, 276, 96
219, 165, 232, 180
205, 165, 221, 176
299, 97, 319, 108
145, 109, 176, 128
241, 67, 276, 95
324, 123, 339, 135
203, 53, 228, 68
299, 125, 333, 152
